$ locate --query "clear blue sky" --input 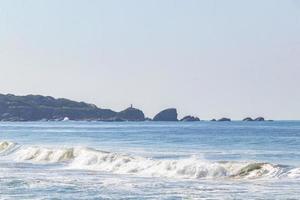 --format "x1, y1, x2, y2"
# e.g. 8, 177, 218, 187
0, 0, 299, 119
